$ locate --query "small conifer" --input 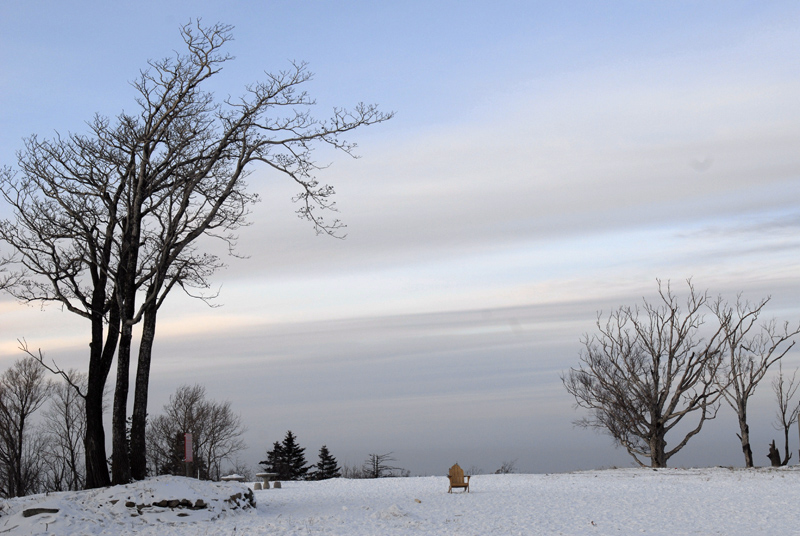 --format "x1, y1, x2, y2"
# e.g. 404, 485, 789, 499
312, 445, 341, 480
